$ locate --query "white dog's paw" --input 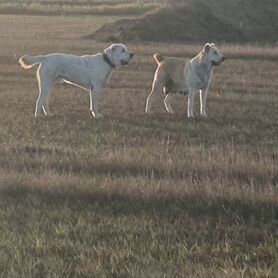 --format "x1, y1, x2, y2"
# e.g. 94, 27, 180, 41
95, 114, 103, 119
96, 113, 104, 118
167, 110, 174, 114
145, 108, 153, 114
201, 113, 208, 118
91, 111, 103, 119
